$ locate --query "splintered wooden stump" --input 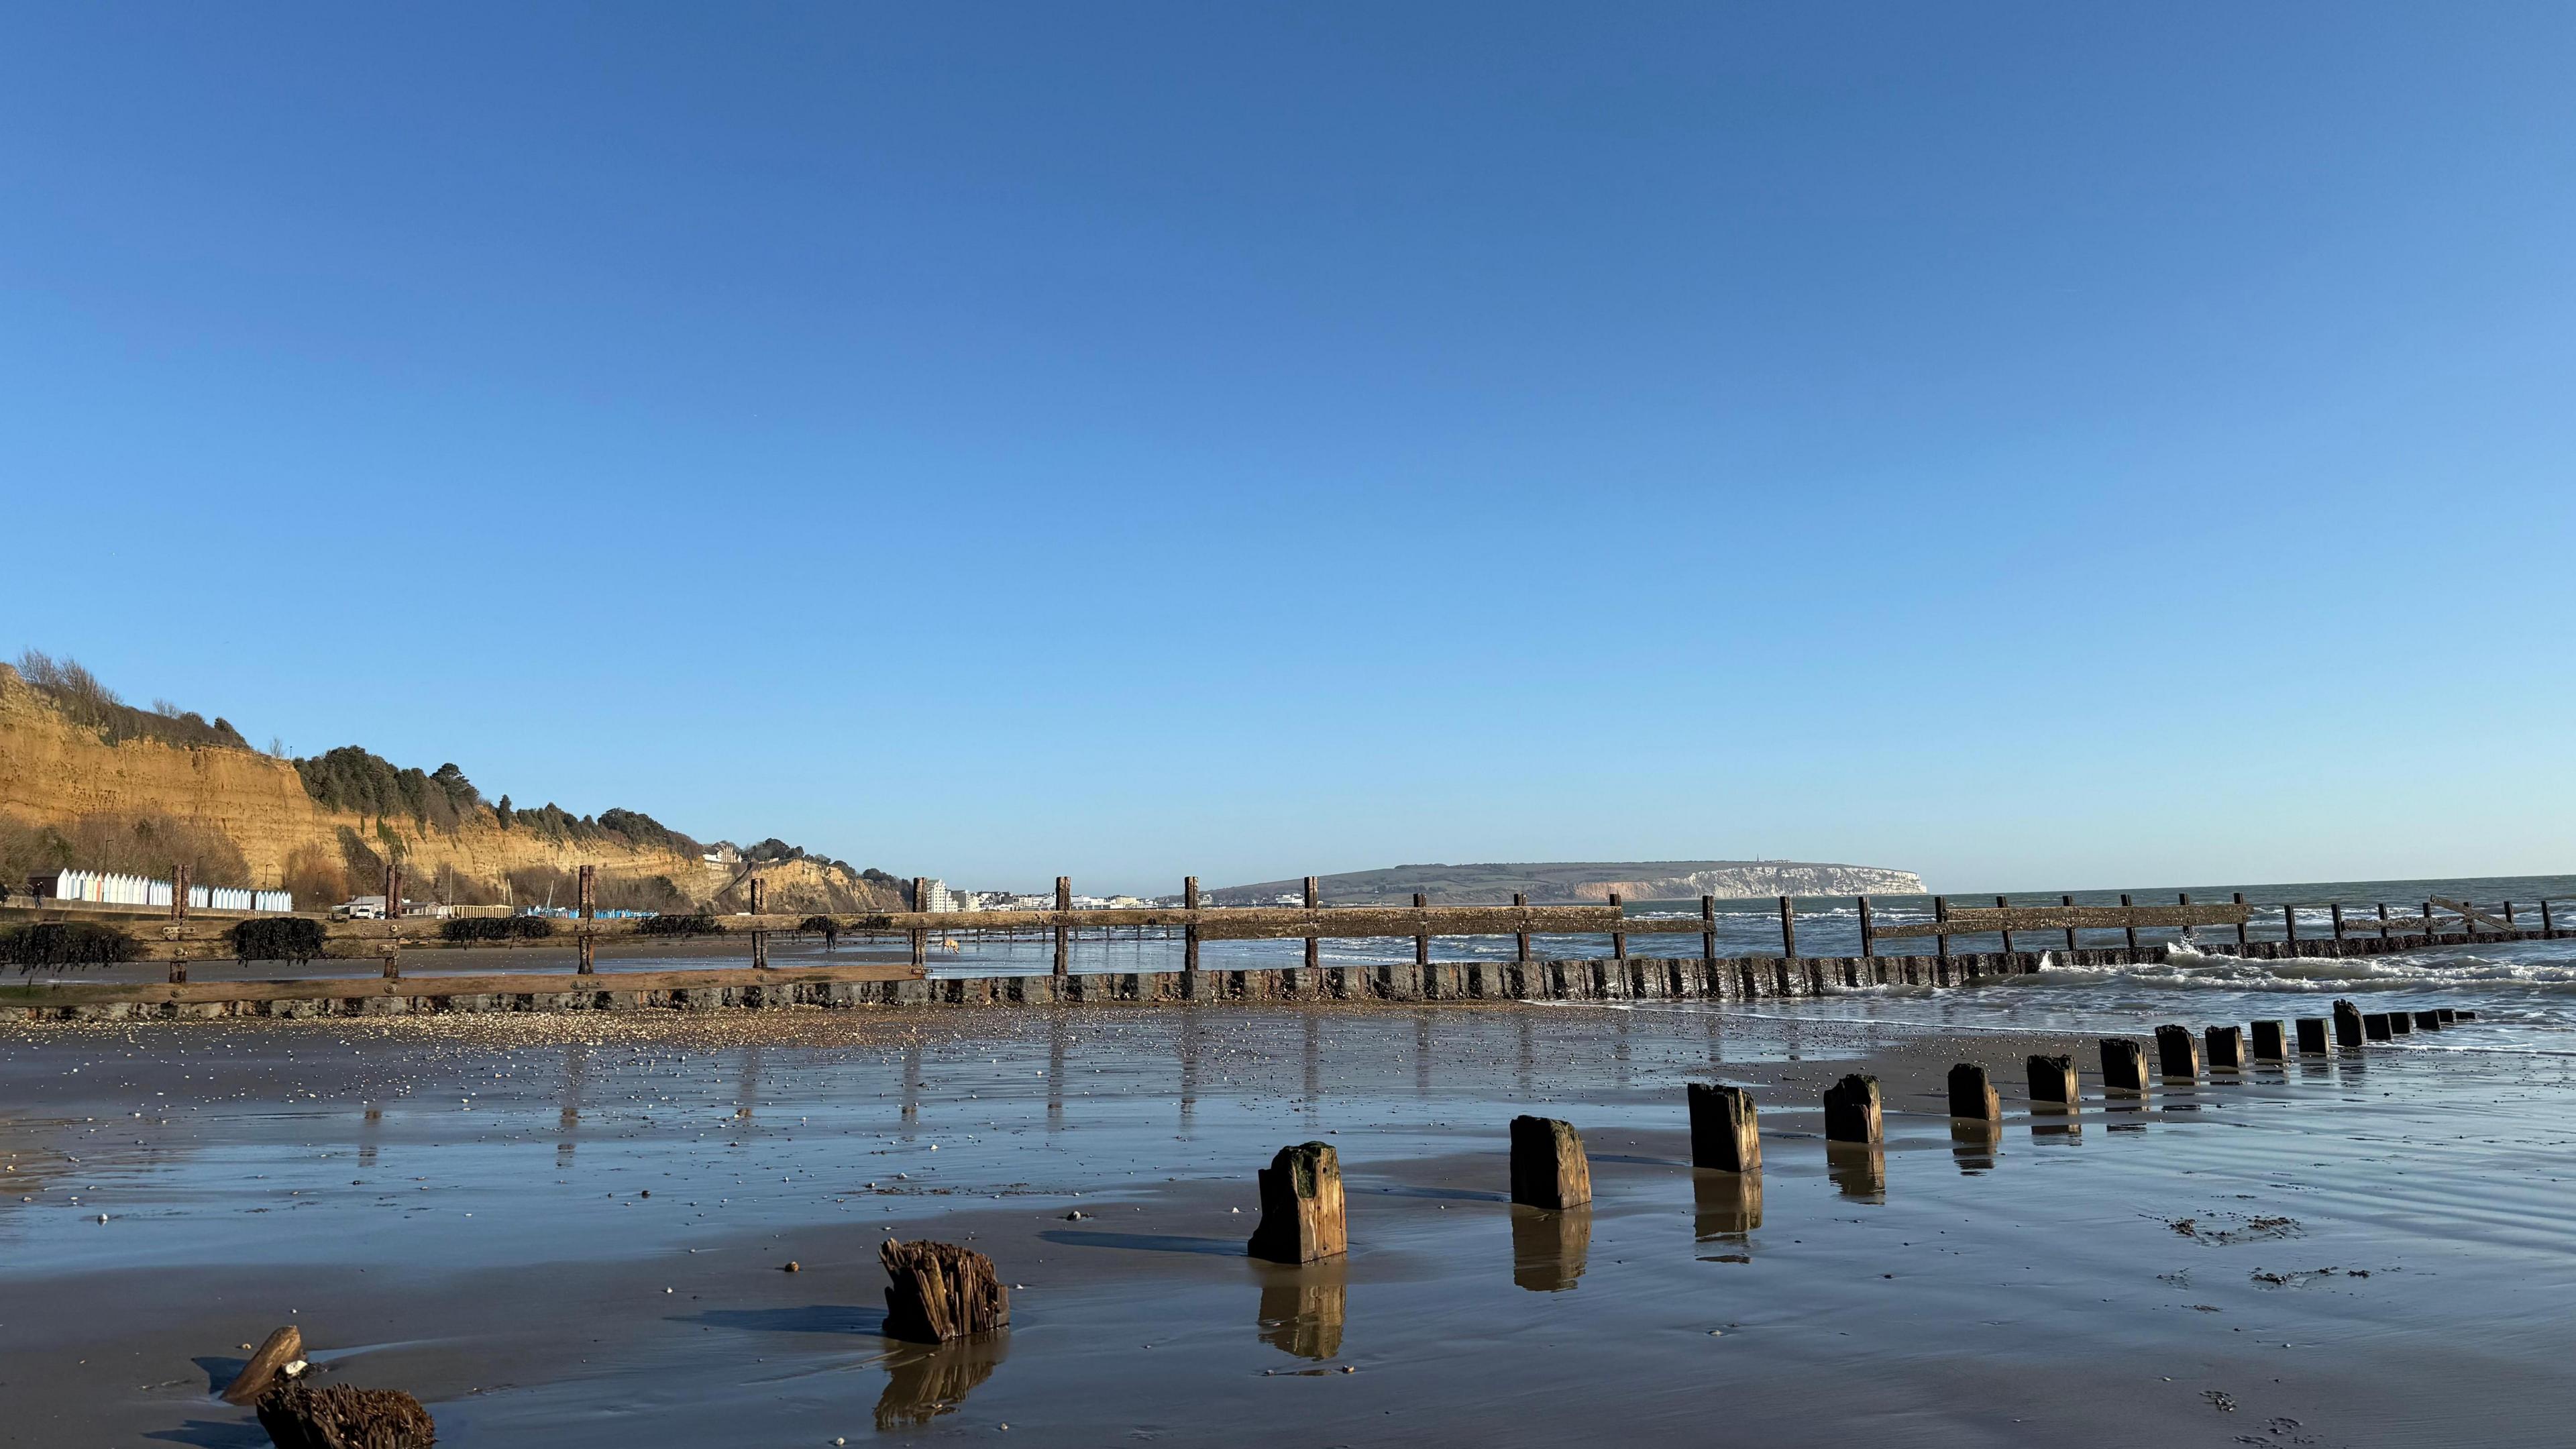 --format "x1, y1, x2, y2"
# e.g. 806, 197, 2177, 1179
2026, 1054, 2079, 1107
2251, 1020, 2287, 1061
1686, 1083, 1761, 1172
1821, 1073, 1882, 1144
1246, 1141, 1348, 1264
2099, 1038, 2149, 1093
254, 1382, 435, 1449
1509, 1116, 1591, 1209
881, 1239, 1010, 1343
2206, 1025, 2246, 1071
2155, 1024, 2201, 1079
1947, 1063, 1999, 1122
2332, 999, 2365, 1049
223, 1325, 303, 1405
